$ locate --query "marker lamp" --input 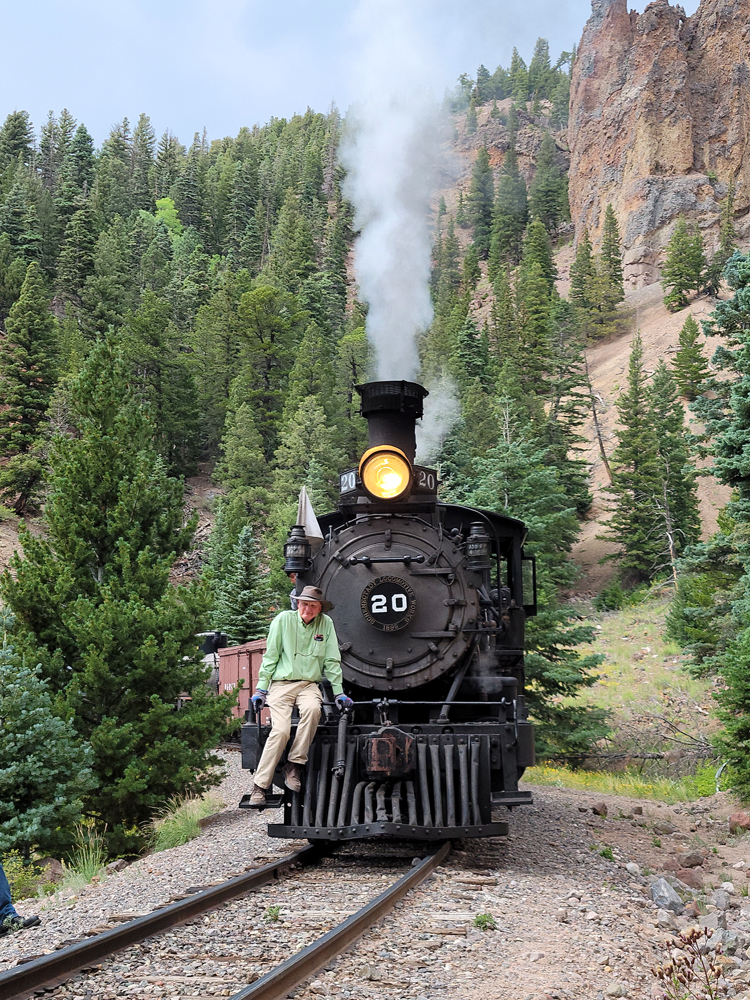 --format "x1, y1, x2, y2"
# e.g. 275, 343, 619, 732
359, 446, 412, 501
